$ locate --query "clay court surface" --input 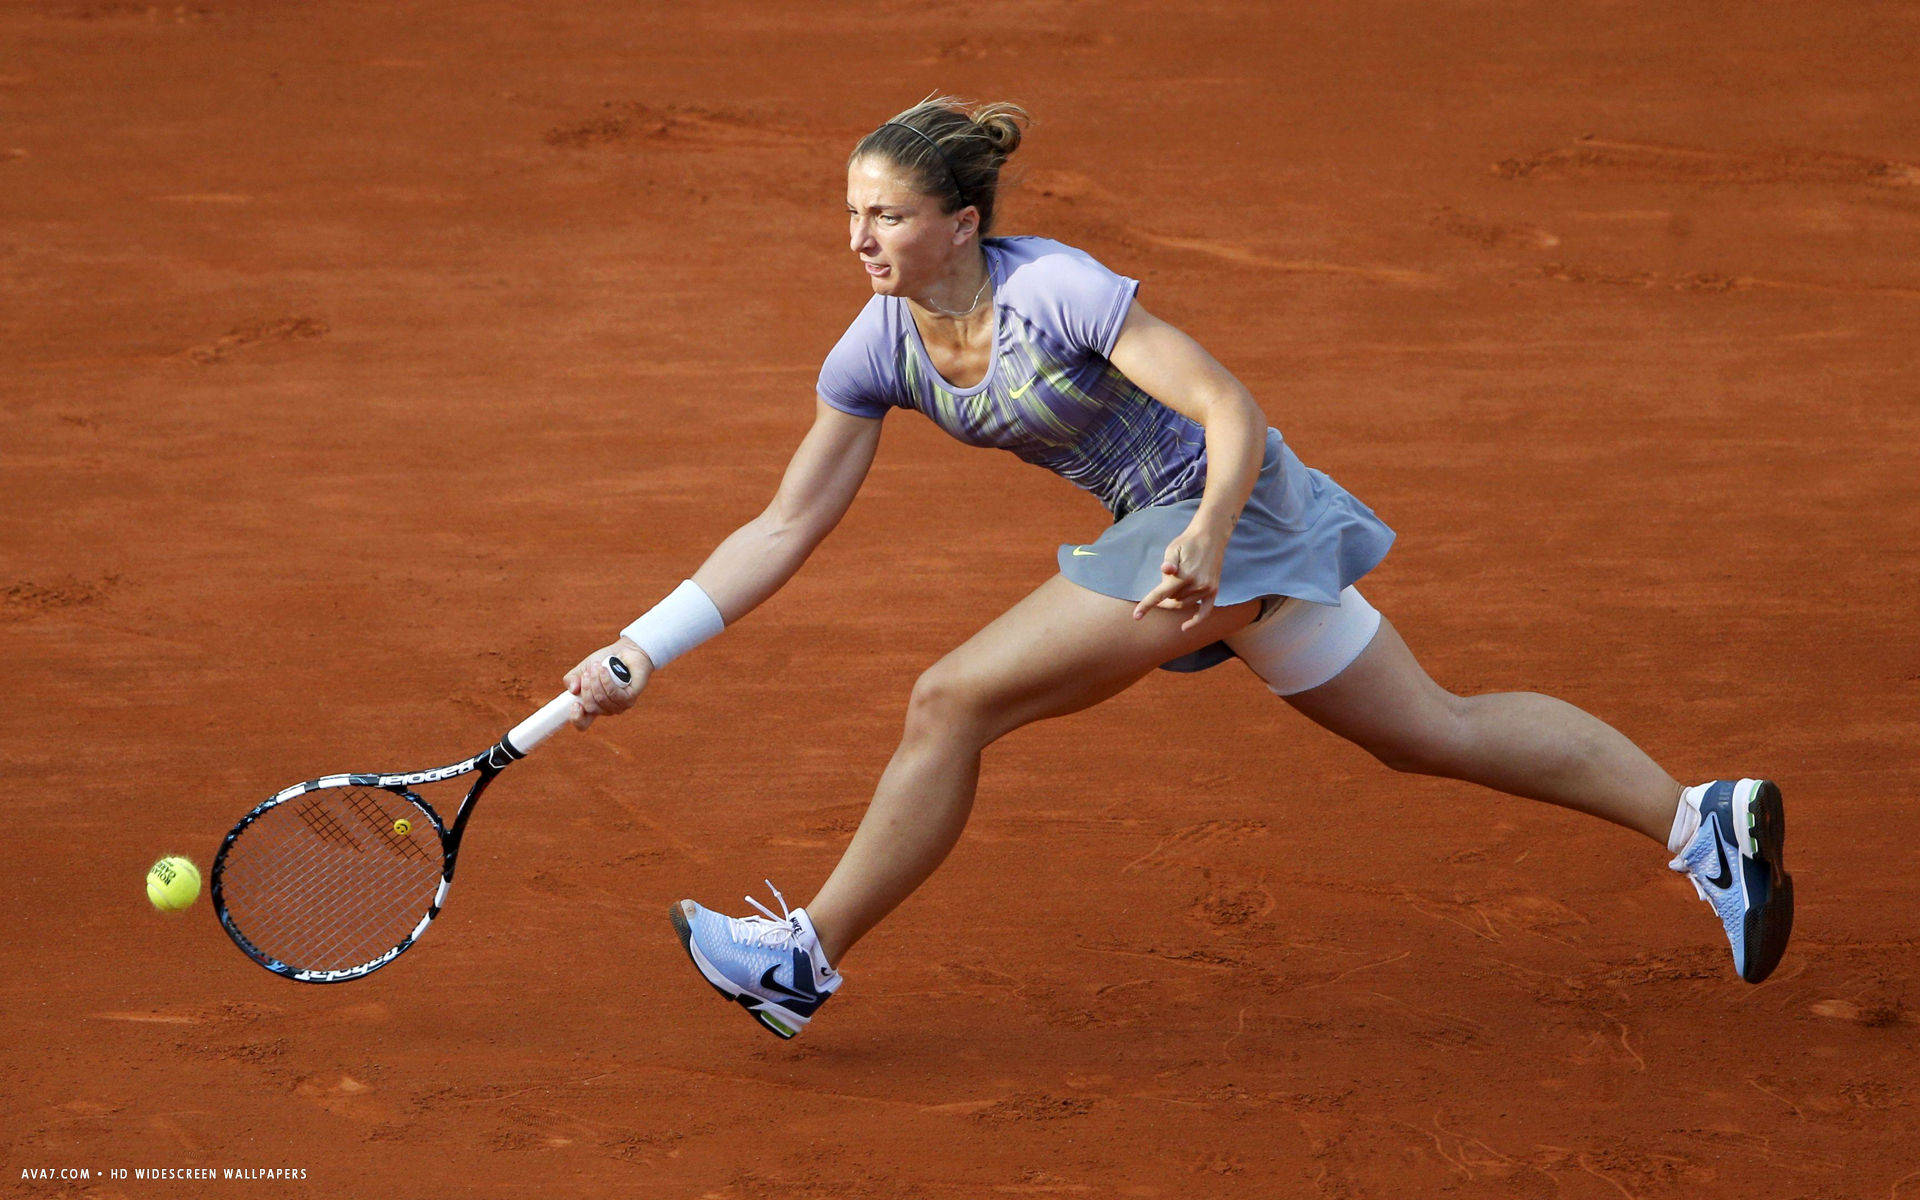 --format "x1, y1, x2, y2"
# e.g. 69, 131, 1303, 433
5, 2, 1918, 1196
